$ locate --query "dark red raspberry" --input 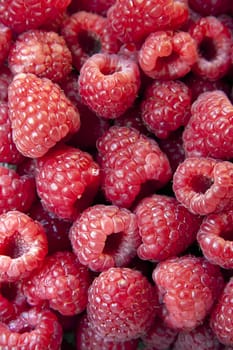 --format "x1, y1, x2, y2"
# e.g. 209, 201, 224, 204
0, 23, 12, 67
152, 255, 224, 331
78, 53, 141, 119
0, 65, 13, 102
35, 144, 100, 220
138, 30, 198, 80
183, 90, 233, 159
107, 0, 174, 44
0, 210, 48, 282
189, 16, 232, 80
0, 307, 63, 349
173, 157, 233, 215
96, 126, 172, 209
69, 0, 115, 16
8, 72, 80, 158
134, 194, 202, 262
210, 277, 233, 346
61, 11, 119, 71
8, 29, 72, 82
188, 0, 231, 16
69, 204, 141, 272
87, 267, 158, 341
141, 79, 192, 139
